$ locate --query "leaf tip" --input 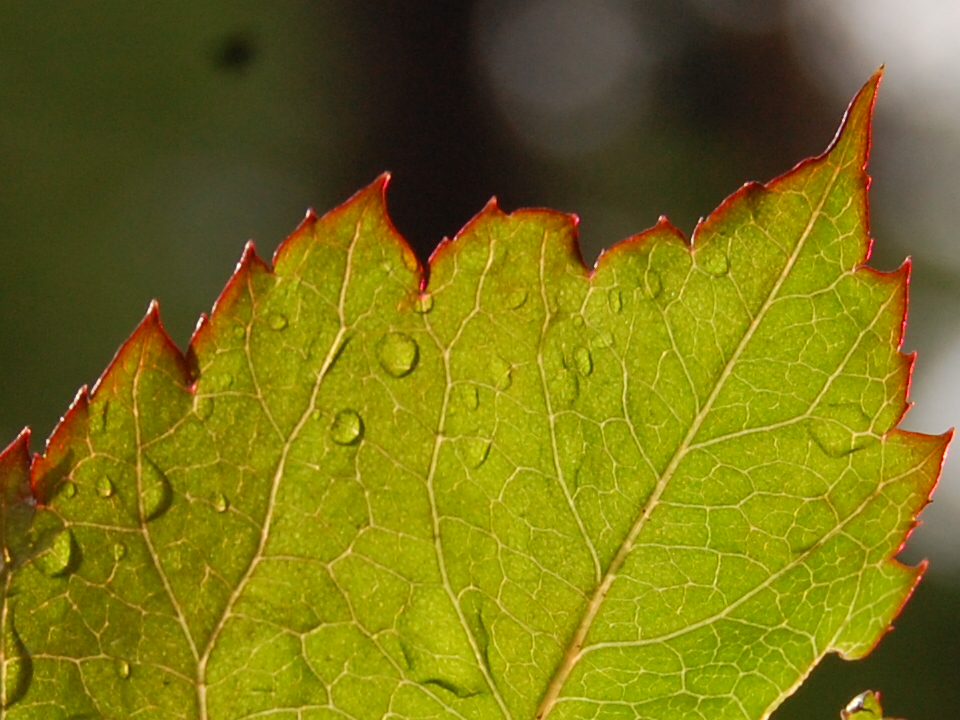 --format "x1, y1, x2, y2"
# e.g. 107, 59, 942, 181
238, 240, 266, 270
654, 214, 685, 240
594, 214, 687, 272
139, 299, 174, 345
825, 68, 882, 168
89, 299, 187, 406
0, 428, 31, 472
